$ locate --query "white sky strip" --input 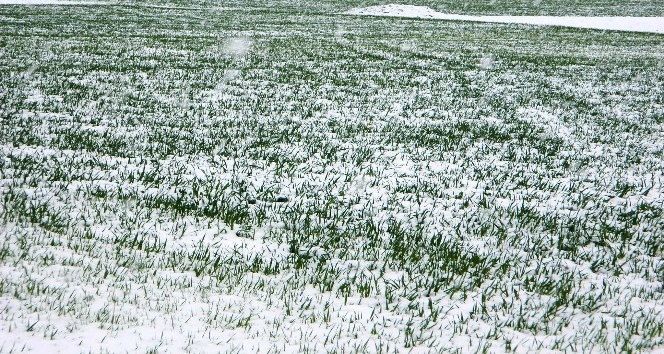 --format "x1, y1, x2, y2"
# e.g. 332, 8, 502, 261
346, 4, 664, 34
